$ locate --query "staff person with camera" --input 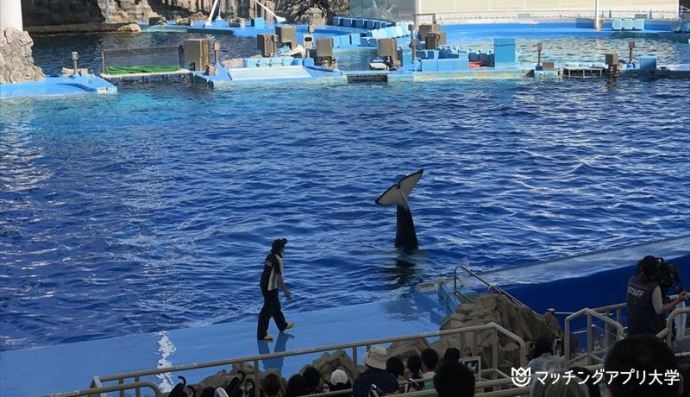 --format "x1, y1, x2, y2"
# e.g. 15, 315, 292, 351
627, 255, 688, 336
